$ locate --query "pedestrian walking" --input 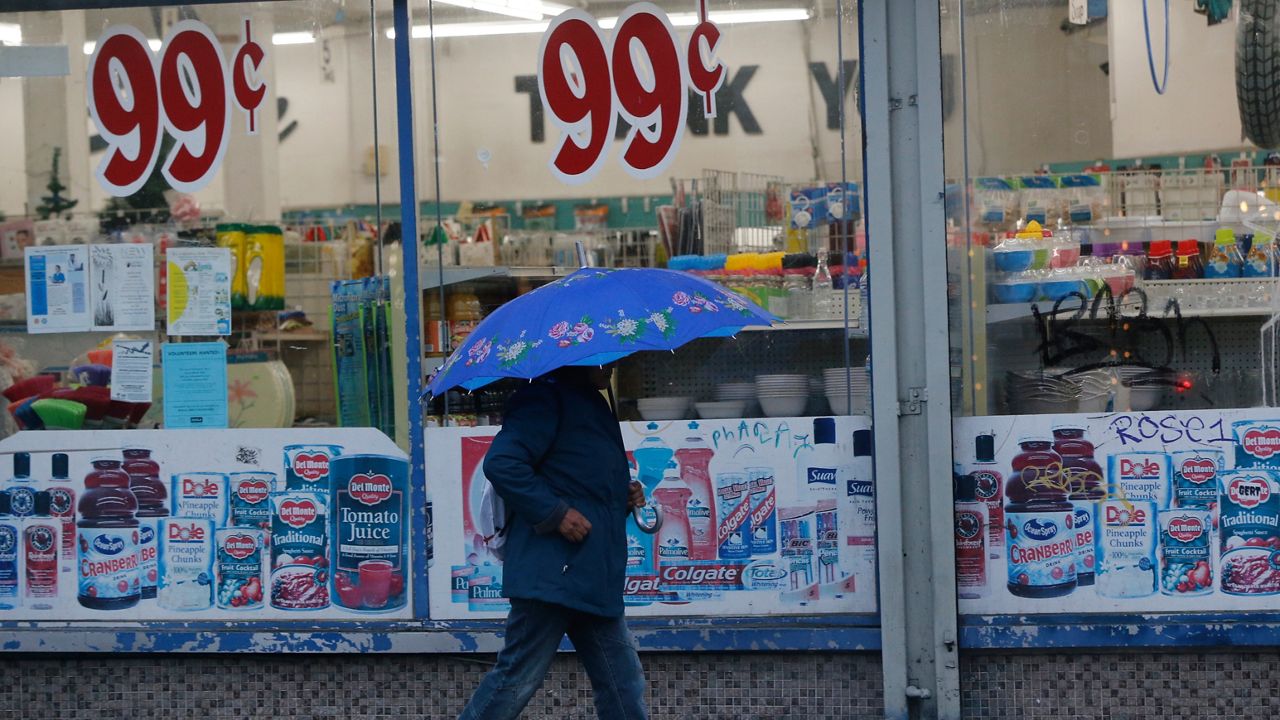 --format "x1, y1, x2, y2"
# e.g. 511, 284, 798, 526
459, 363, 649, 720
